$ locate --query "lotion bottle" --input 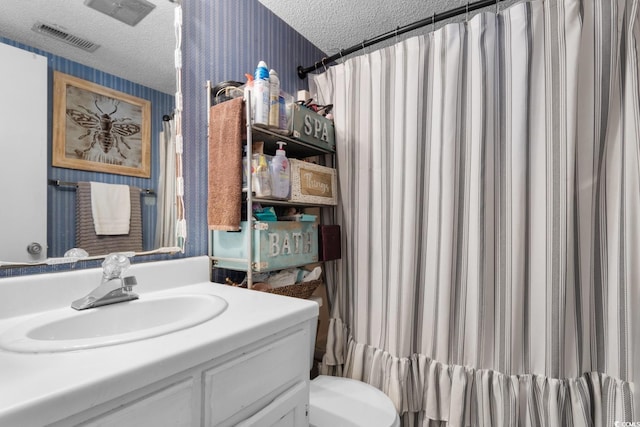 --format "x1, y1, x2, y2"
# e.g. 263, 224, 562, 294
270, 142, 290, 199
253, 61, 269, 126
